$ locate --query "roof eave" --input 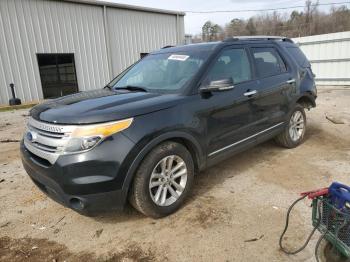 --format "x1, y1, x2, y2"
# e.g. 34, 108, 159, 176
63, 0, 186, 16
